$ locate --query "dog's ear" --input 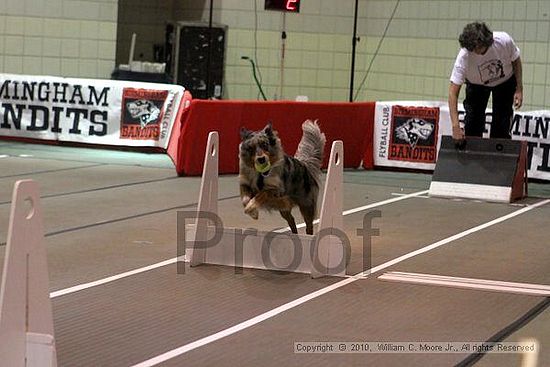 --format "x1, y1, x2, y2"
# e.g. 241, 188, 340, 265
263, 121, 273, 136
240, 127, 252, 141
